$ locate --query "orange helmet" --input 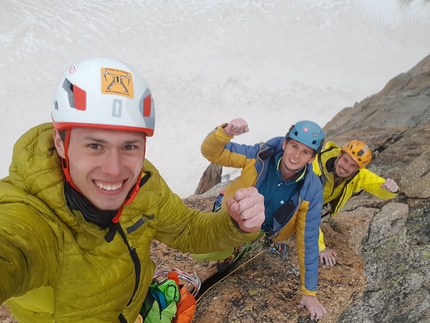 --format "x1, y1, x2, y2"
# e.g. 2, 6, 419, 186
341, 140, 372, 168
